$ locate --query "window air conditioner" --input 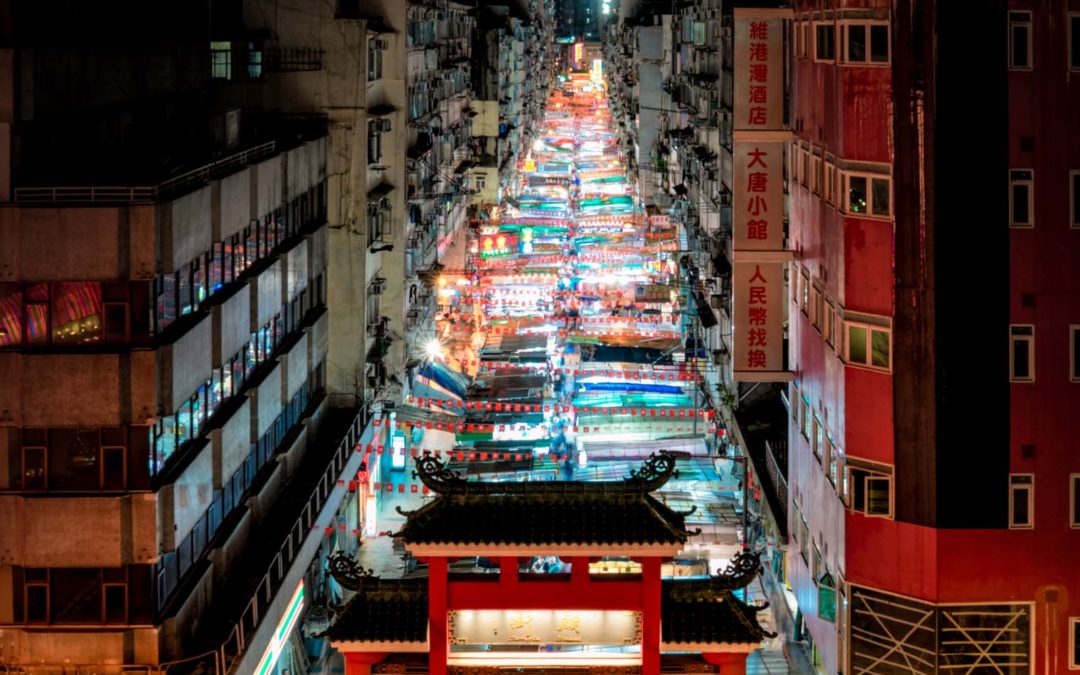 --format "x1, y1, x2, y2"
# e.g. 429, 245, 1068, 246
377, 118, 392, 132
375, 39, 390, 50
